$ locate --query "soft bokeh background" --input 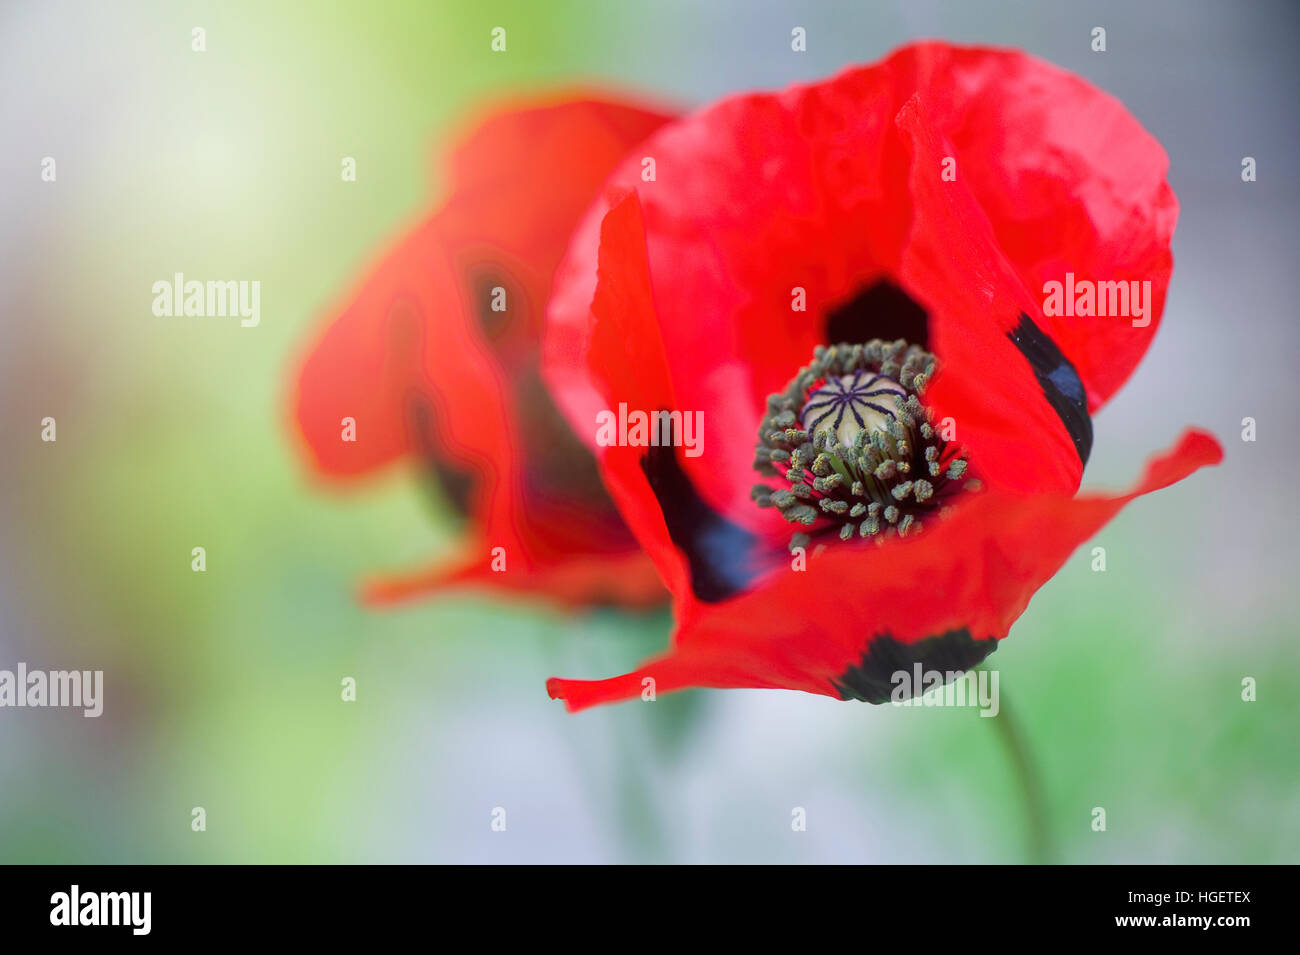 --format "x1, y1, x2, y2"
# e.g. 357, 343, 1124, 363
1, 0, 1296, 863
